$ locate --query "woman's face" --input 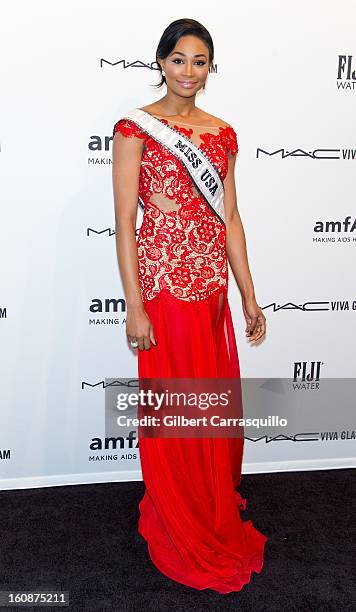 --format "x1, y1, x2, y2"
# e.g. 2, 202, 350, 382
159, 35, 211, 97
